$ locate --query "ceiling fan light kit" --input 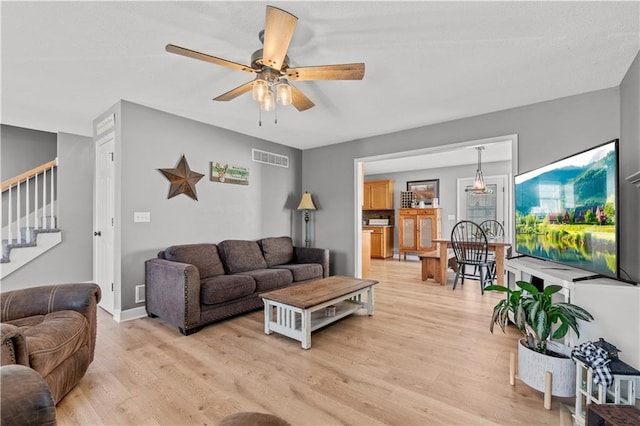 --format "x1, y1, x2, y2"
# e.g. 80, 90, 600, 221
166, 5, 365, 119
251, 69, 292, 110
